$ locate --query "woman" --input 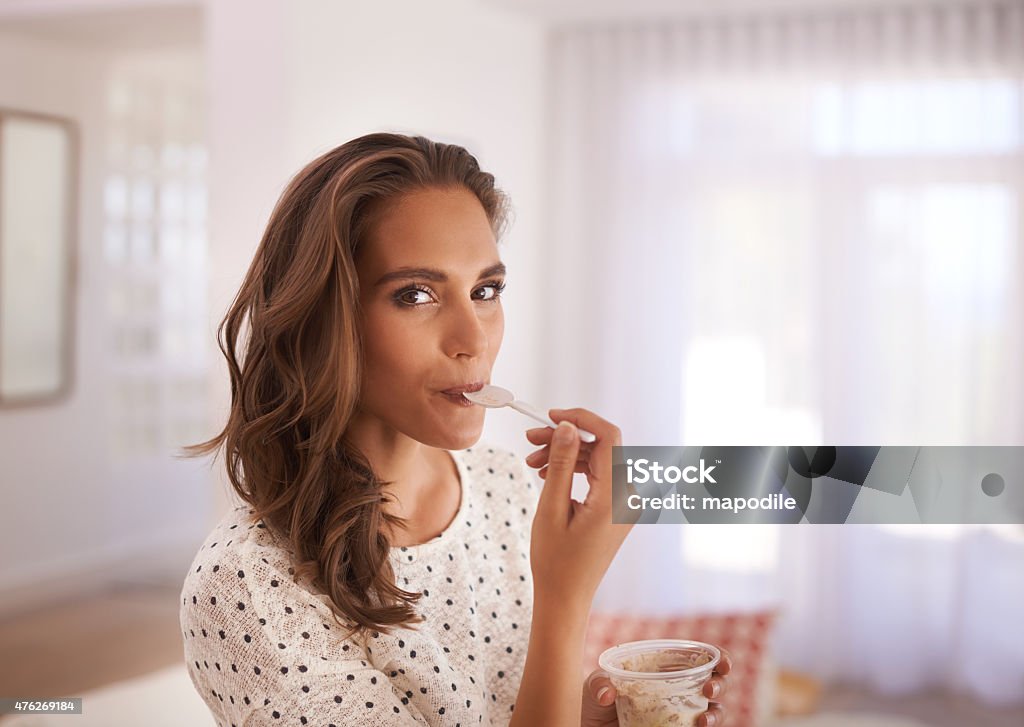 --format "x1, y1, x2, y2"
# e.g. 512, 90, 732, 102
179, 133, 730, 726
